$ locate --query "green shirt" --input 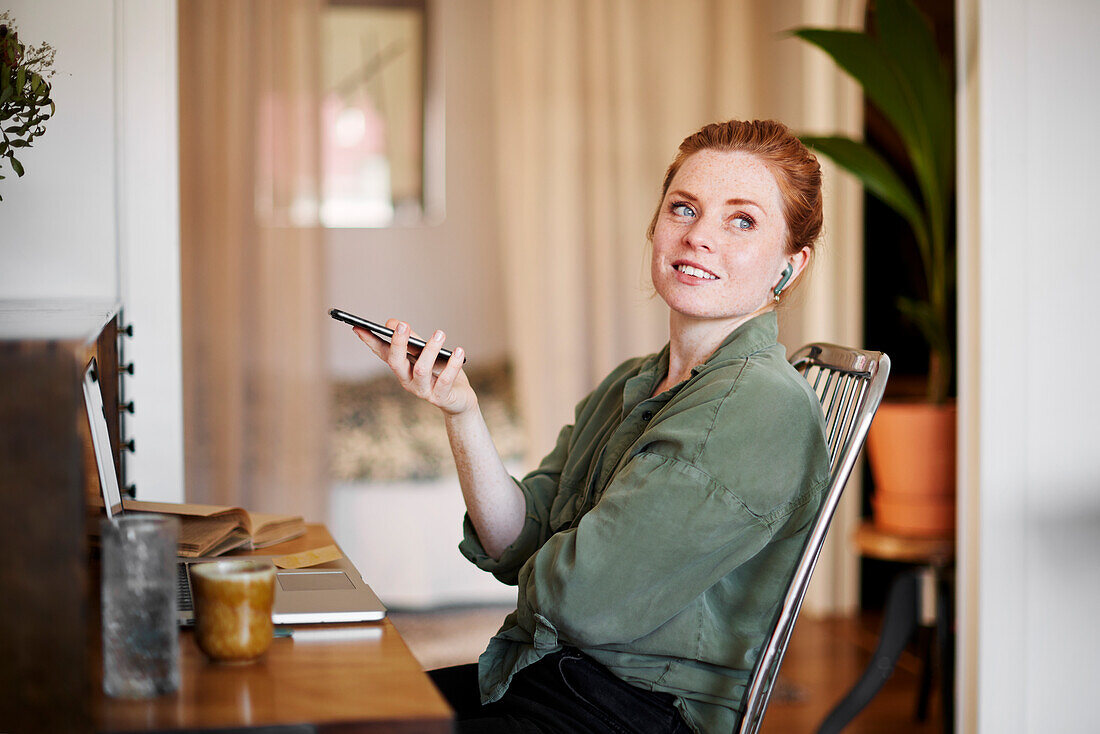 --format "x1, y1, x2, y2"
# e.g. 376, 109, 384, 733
459, 312, 830, 733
